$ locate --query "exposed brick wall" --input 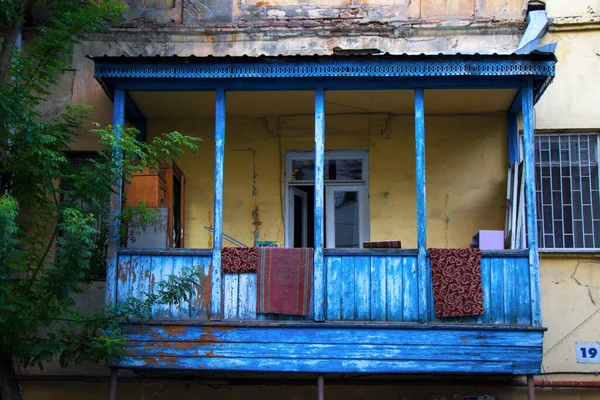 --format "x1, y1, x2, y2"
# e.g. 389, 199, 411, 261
121, 0, 527, 27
